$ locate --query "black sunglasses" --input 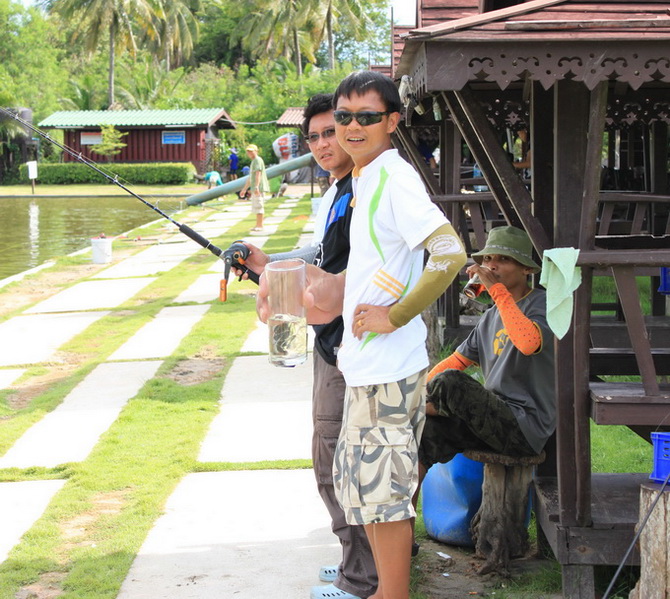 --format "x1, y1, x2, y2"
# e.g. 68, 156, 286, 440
333, 110, 391, 127
305, 128, 336, 144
